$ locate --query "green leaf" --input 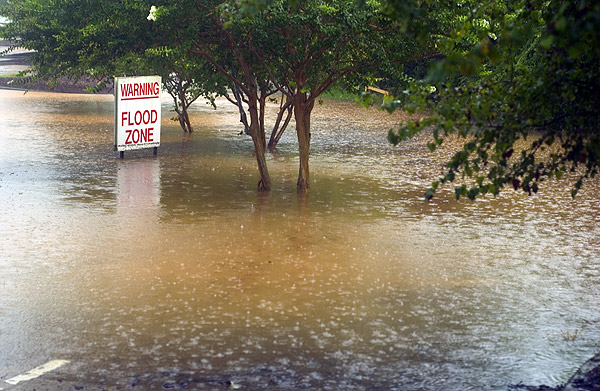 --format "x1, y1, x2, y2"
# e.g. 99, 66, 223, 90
387, 129, 400, 146
424, 187, 435, 201
454, 185, 467, 199
467, 187, 479, 200
539, 35, 554, 49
